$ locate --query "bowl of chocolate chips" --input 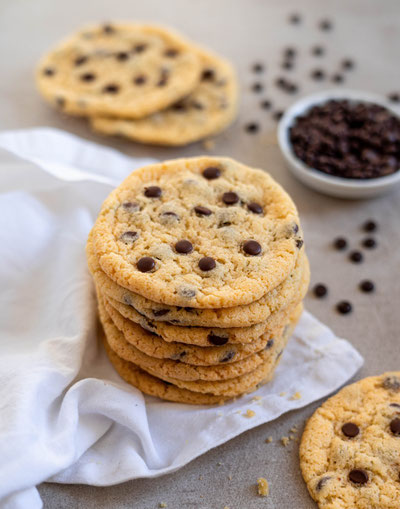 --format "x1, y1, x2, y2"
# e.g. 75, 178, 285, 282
278, 89, 400, 198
